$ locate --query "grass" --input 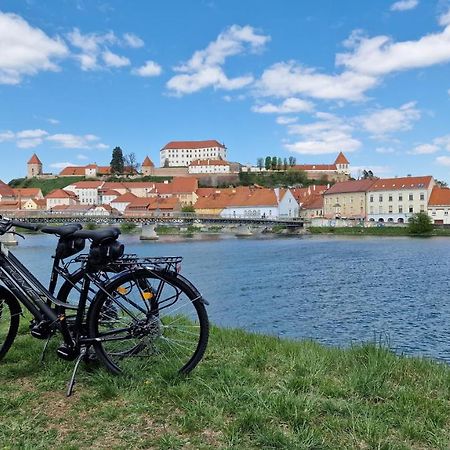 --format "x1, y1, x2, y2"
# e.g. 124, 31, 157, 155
9, 177, 85, 196
309, 226, 450, 237
120, 222, 138, 234
2, 322, 450, 449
